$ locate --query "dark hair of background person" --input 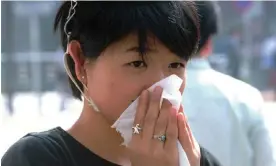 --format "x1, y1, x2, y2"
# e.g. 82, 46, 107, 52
54, 1, 200, 100
195, 1, 220, 52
